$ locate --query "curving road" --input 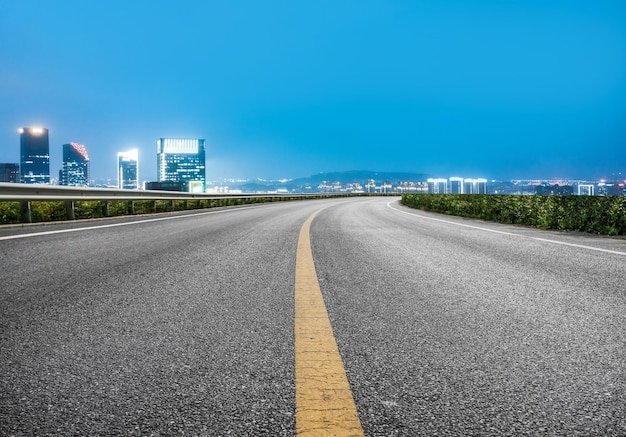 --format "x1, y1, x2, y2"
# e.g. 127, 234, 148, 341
1, 197, 625, 436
